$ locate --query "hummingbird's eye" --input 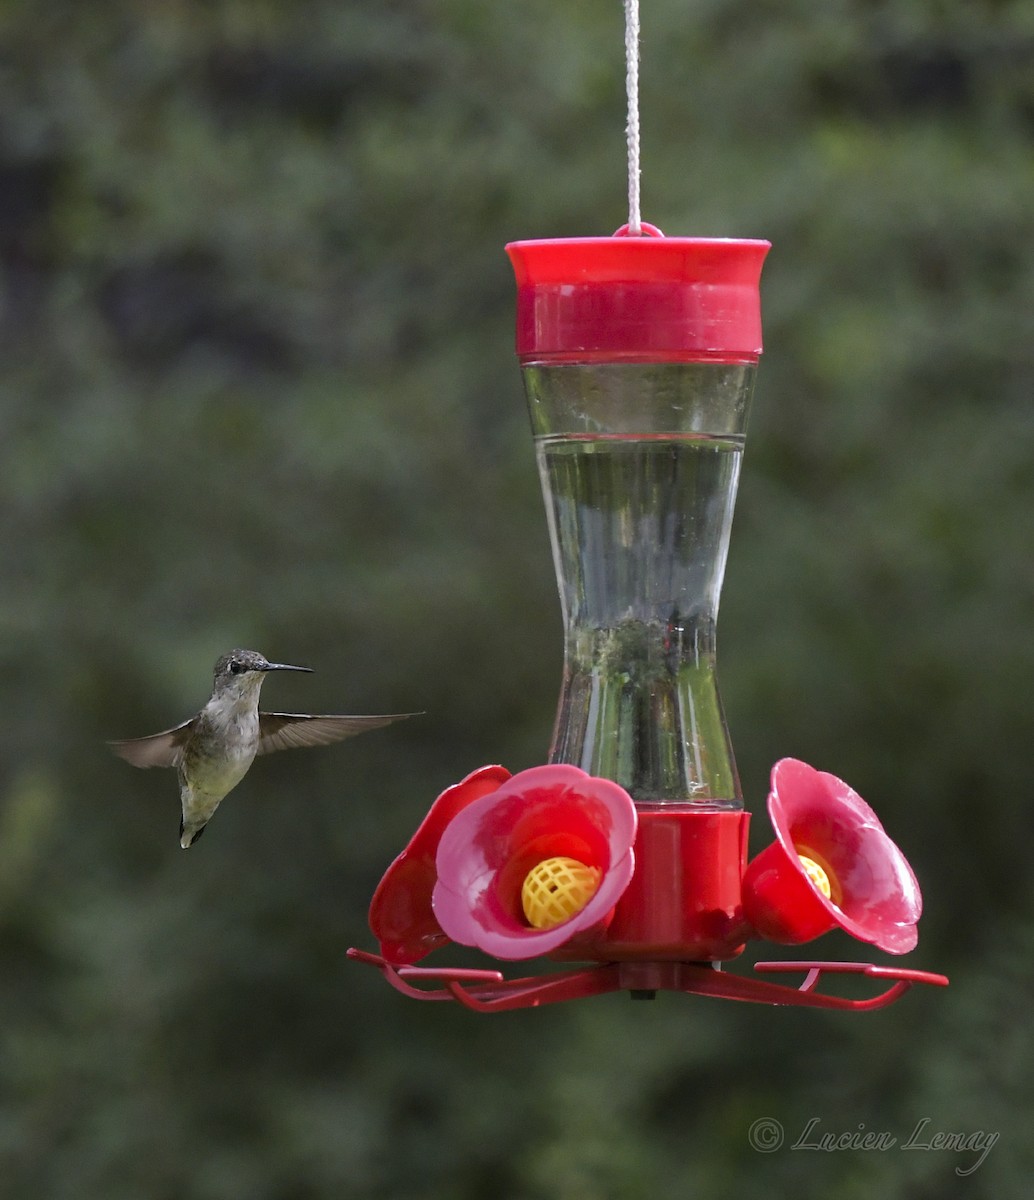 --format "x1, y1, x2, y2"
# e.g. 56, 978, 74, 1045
229, 661, 245, 675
